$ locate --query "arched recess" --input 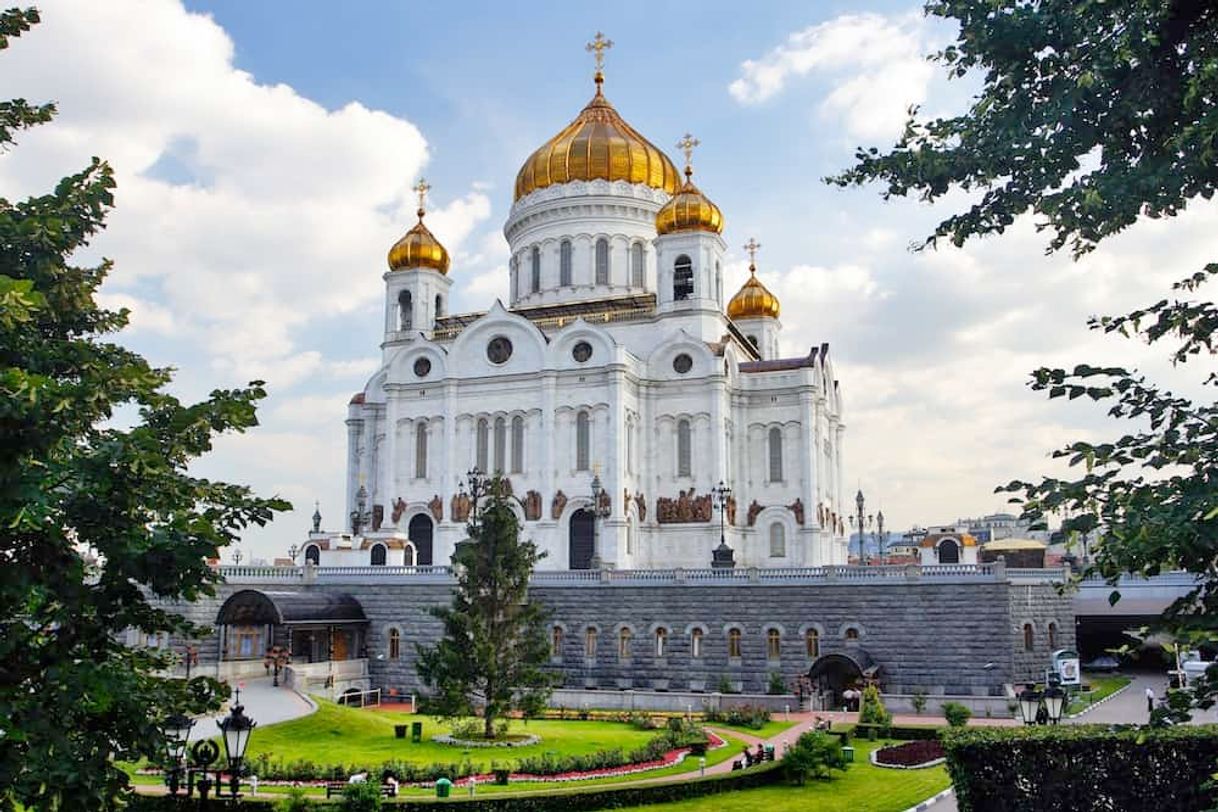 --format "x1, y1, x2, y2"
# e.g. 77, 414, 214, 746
568, 508, 595, 570
370, 543, 387, 566
304, 544, 320, 566
938, 538, 960, 564
409, 514, 434, 566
